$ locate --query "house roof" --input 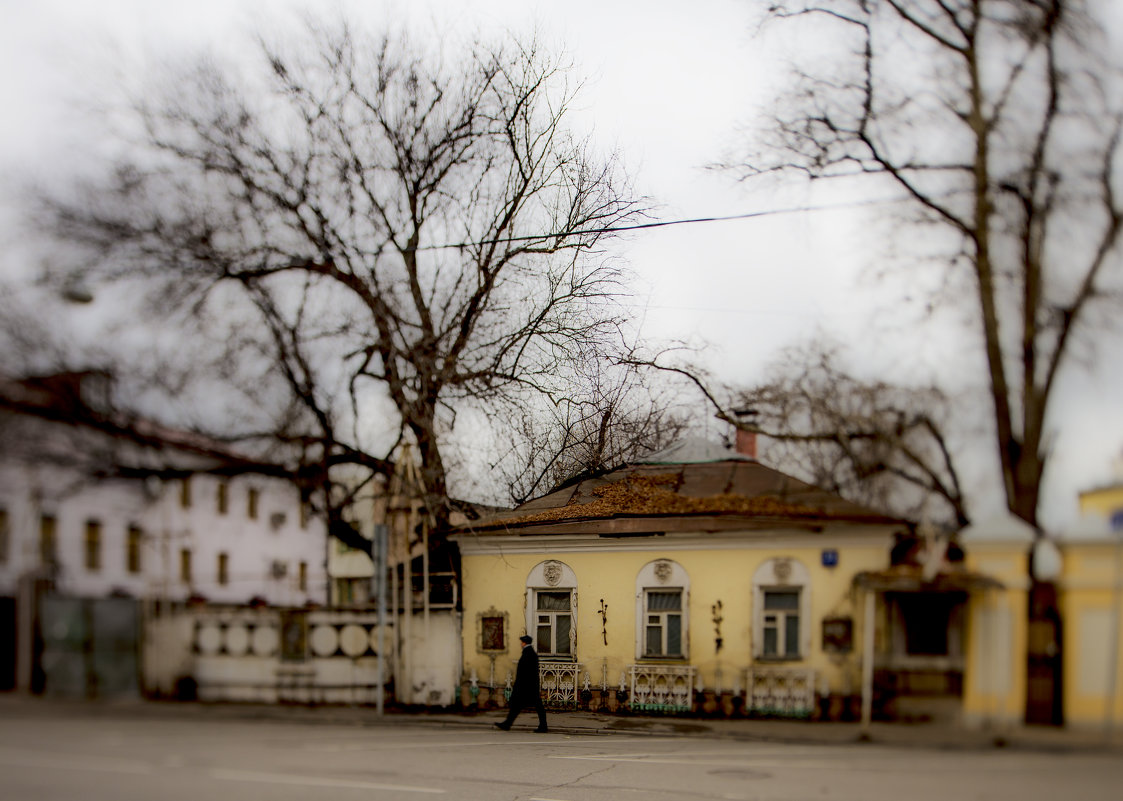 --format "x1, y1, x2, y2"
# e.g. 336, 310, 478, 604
462, 442, 906, 537
0, 370, 301, 479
